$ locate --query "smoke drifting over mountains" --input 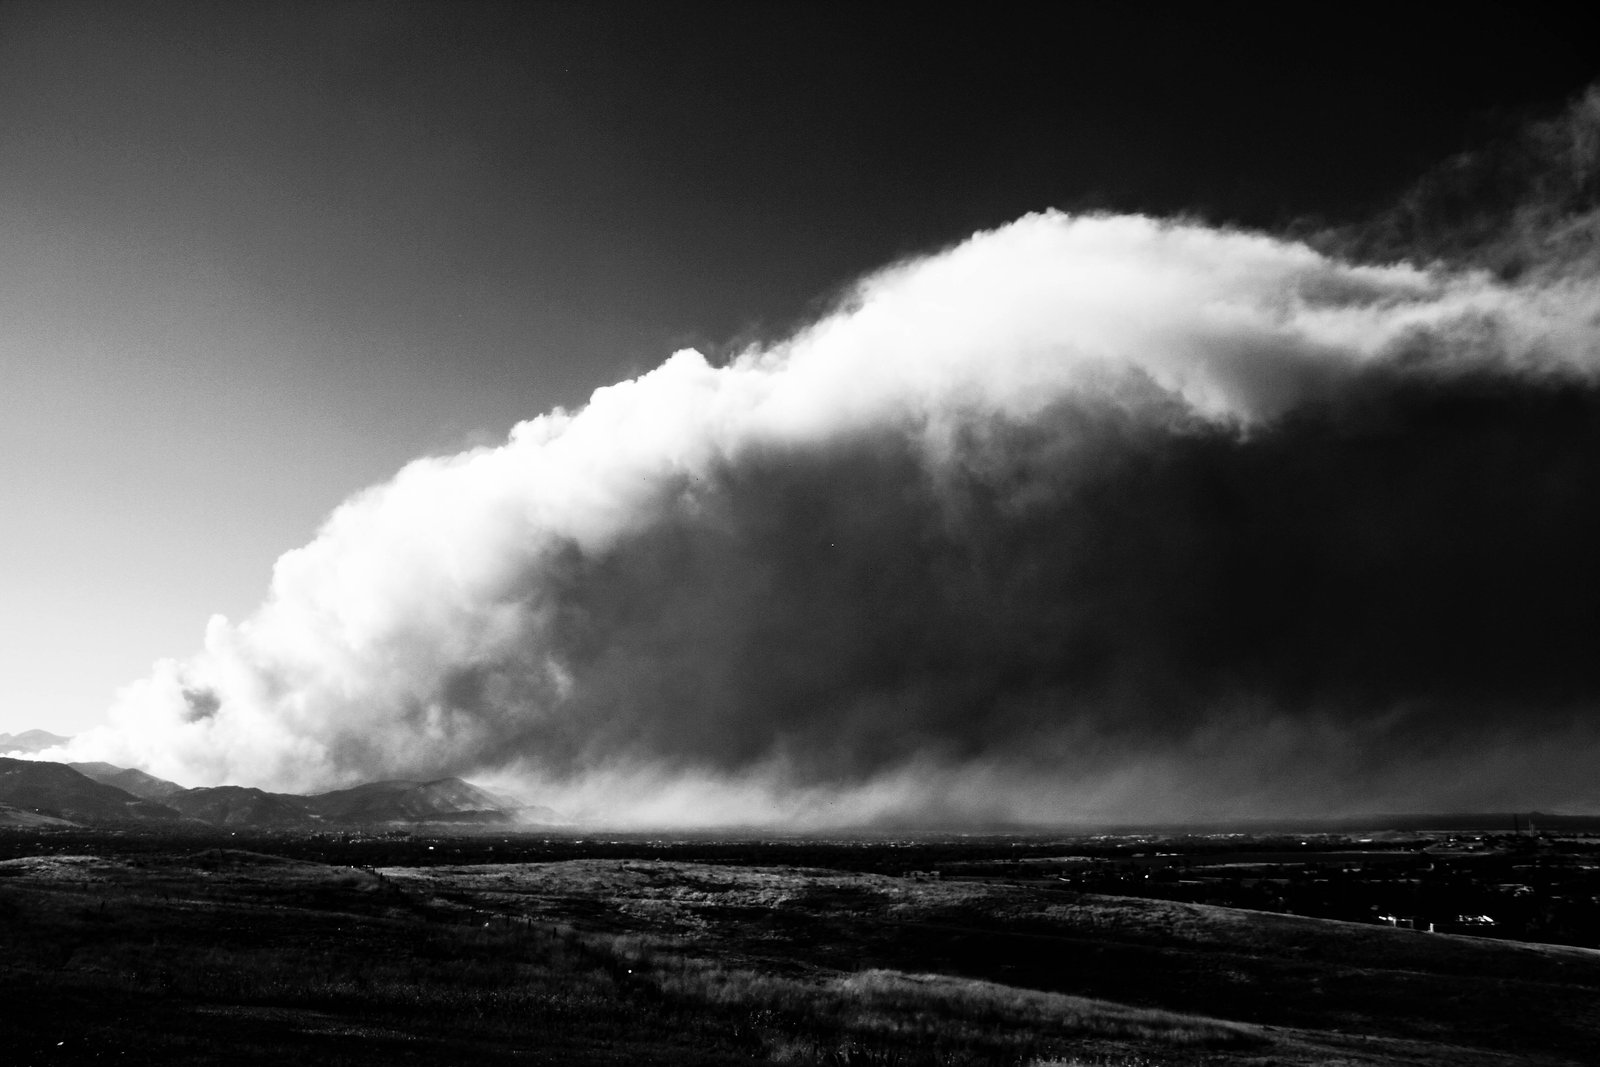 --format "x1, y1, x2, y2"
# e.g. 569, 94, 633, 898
53, 96, 1600, 825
